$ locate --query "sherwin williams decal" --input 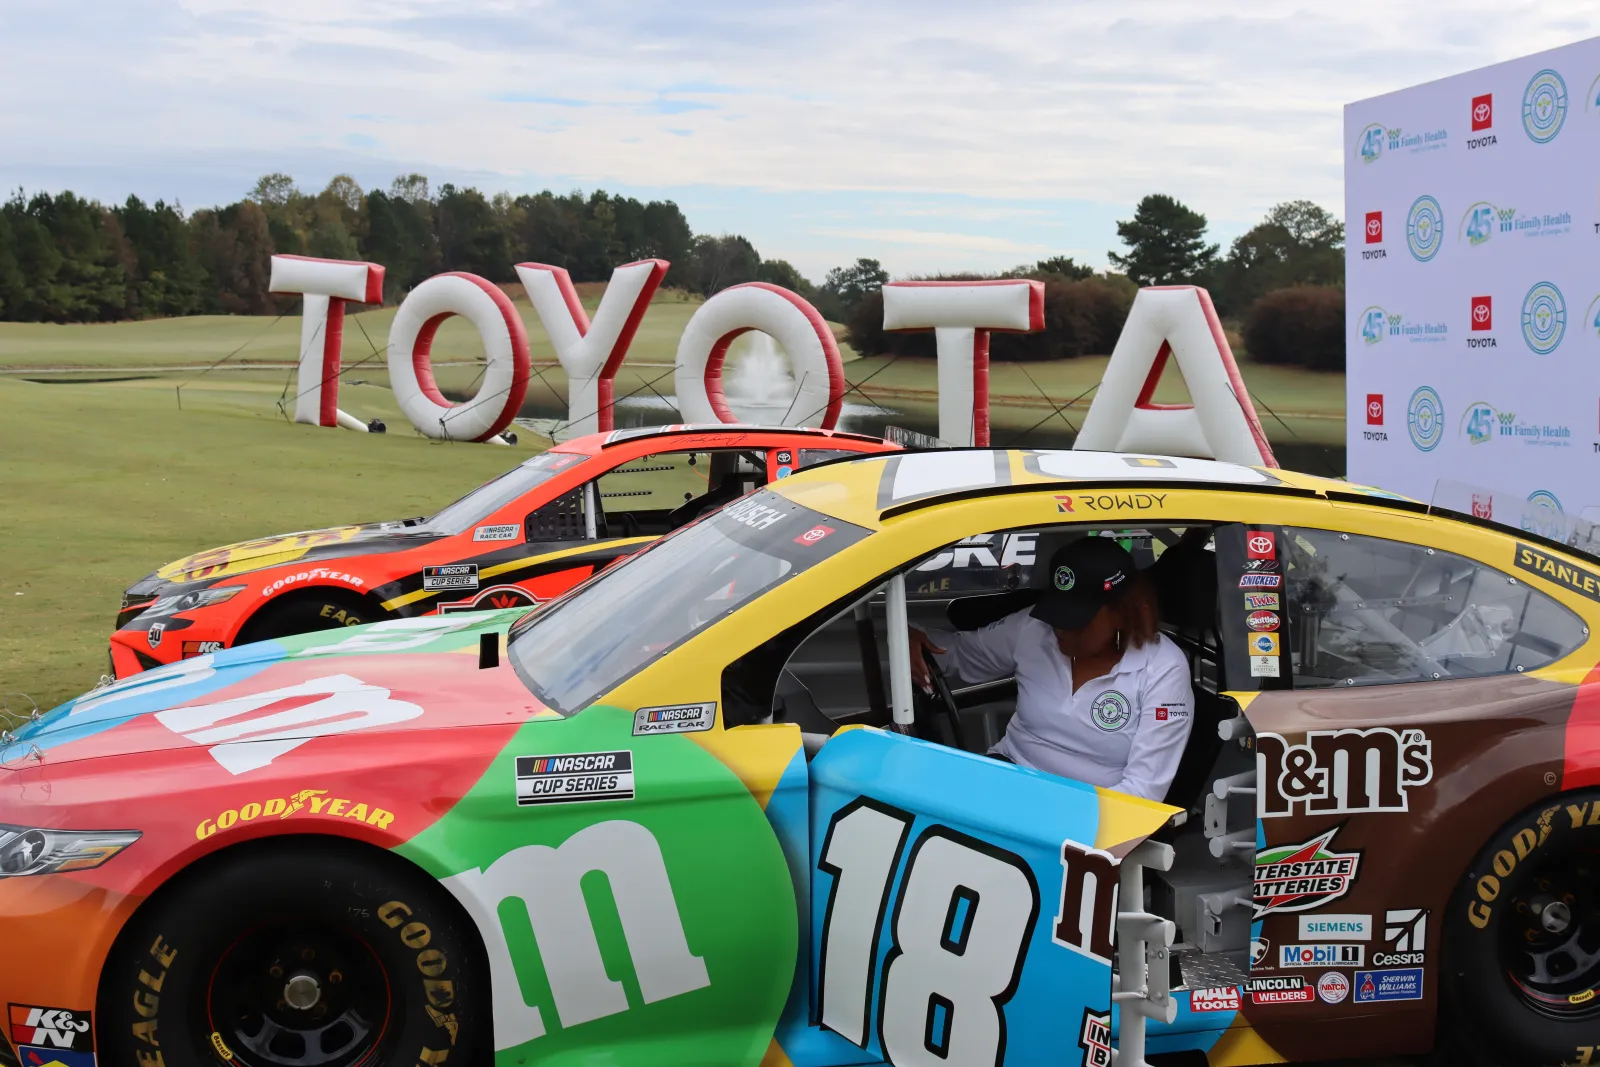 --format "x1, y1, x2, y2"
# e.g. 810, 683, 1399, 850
1353, 968, 1424, 1003
399, 704, 795, 1065
515, 751, 635, 805
1254, 828, 1361, 916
